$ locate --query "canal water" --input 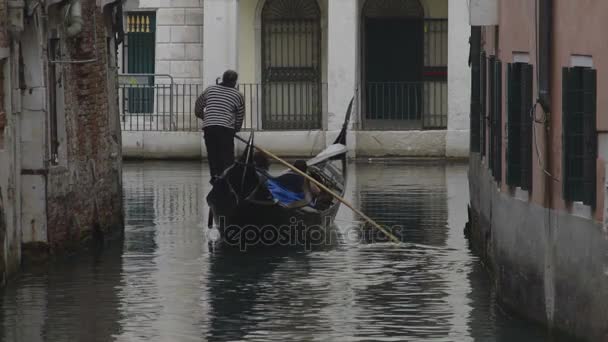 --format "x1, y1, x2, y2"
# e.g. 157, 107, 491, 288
0, 161, 575, 342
